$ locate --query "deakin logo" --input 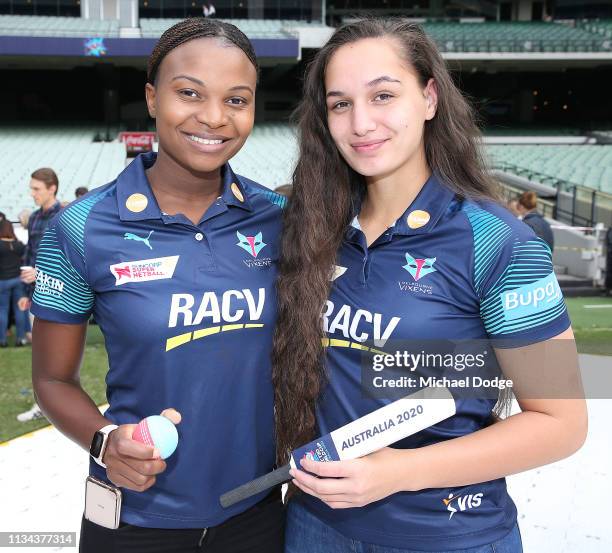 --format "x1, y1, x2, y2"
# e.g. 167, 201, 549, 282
236, 231, 266, 258
124, 230, 154, 250
403, 253, 437, 281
